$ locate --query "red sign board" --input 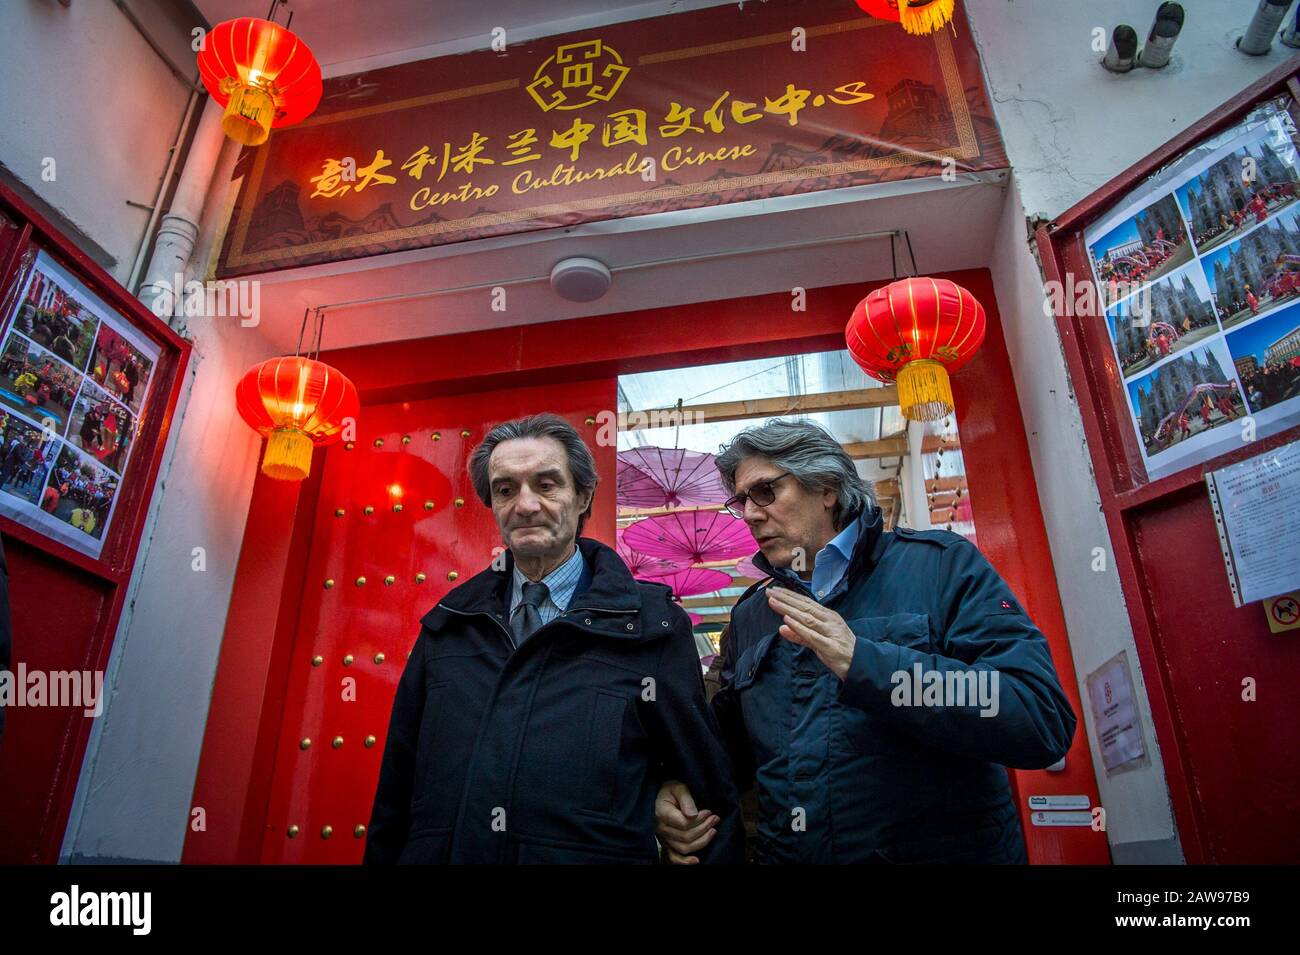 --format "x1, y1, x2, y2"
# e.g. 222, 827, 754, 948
216, 0, 1004, 276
